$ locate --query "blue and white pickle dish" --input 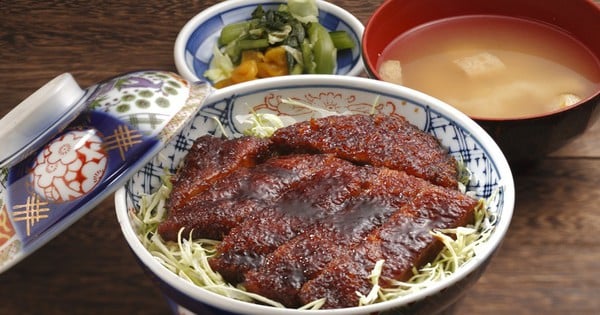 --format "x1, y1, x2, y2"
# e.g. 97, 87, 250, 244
174, 0, 365, 84
0, 70, 211, 273
115, 75, 515, 315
